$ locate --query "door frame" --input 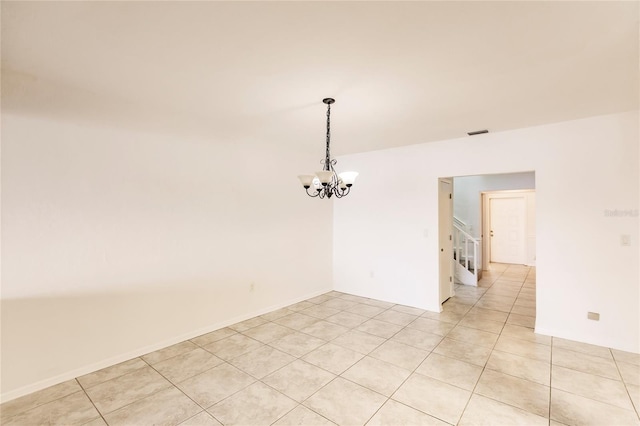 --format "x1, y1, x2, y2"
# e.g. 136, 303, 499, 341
482, 189, 535, 269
